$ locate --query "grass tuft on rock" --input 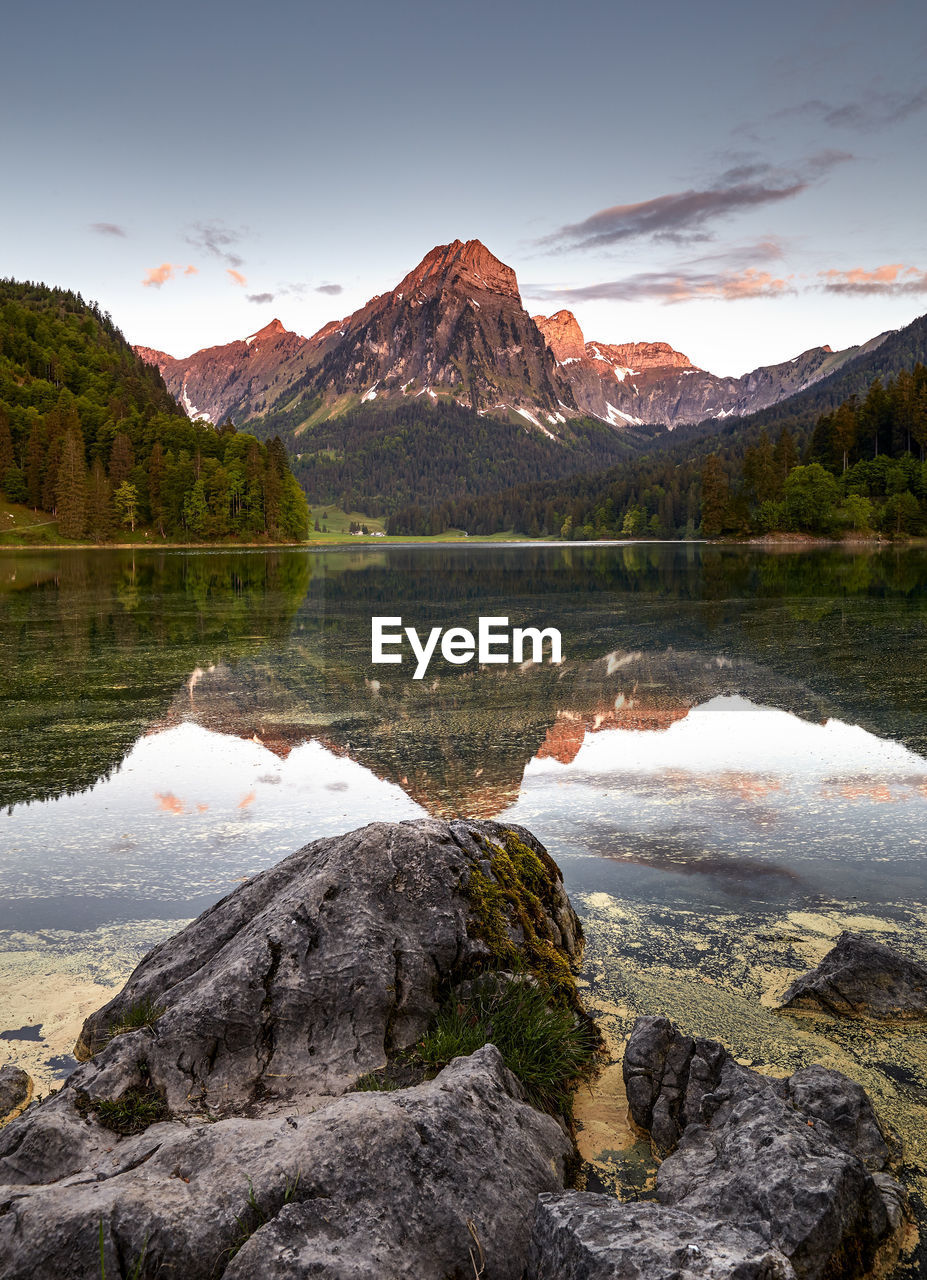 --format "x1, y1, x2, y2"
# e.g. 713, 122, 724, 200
106, 995, 166, 1041
227, 1173, 301, 1259
417, 975, 597, 1116
357, 975, 598, 1117
77, 1063, 169, 1135
356, 825, 598, 1116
